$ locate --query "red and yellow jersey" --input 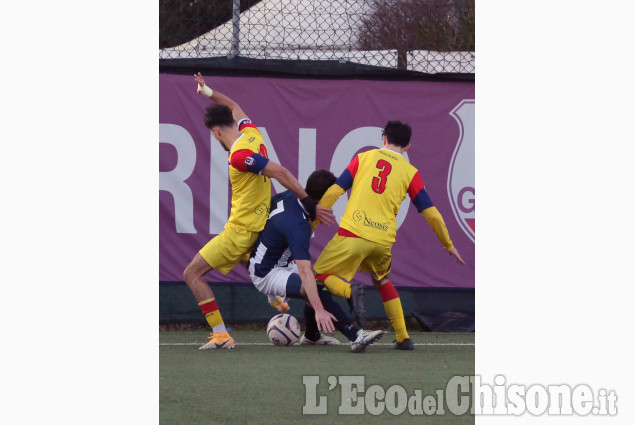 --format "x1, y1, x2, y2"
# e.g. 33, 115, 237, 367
226, 119, 271, 232
319, 148, 453, 249
338, 148, 420, 245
